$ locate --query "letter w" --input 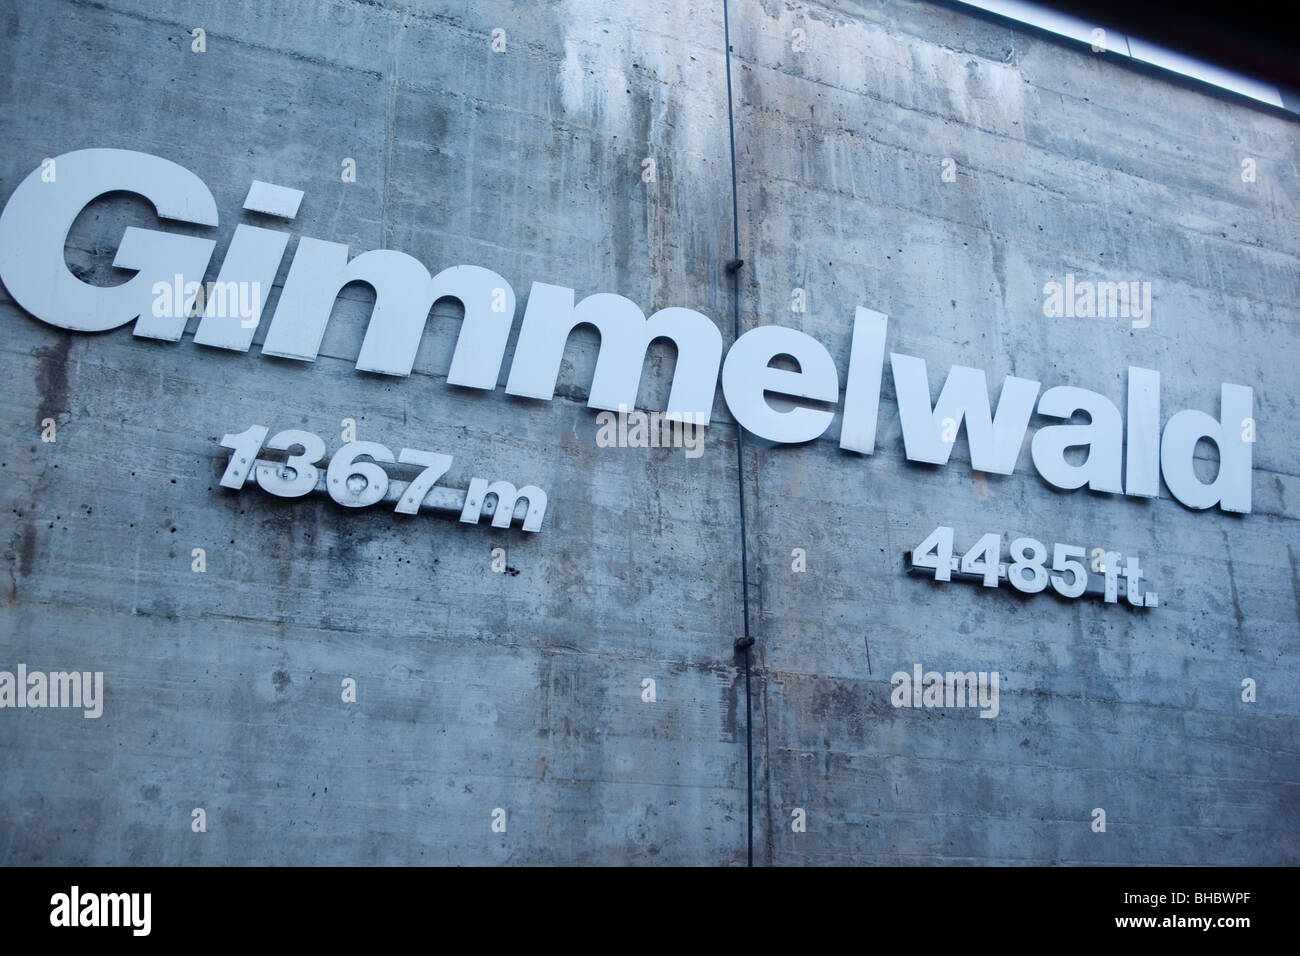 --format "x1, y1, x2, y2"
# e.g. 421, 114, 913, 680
891, 354, 1039, 475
